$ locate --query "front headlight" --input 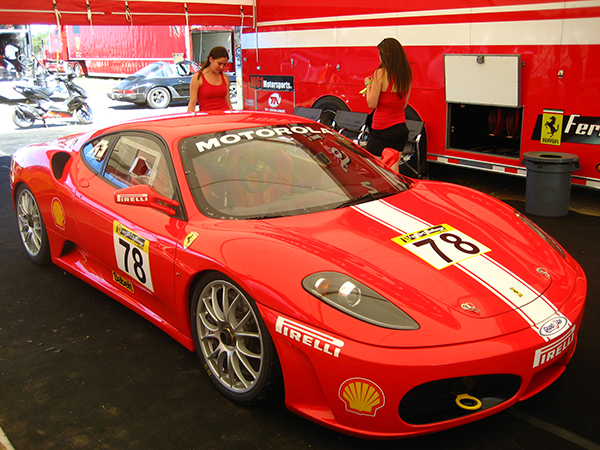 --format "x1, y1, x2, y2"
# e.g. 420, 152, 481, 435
302, 272, 420, 330
514, 210, 565, 259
